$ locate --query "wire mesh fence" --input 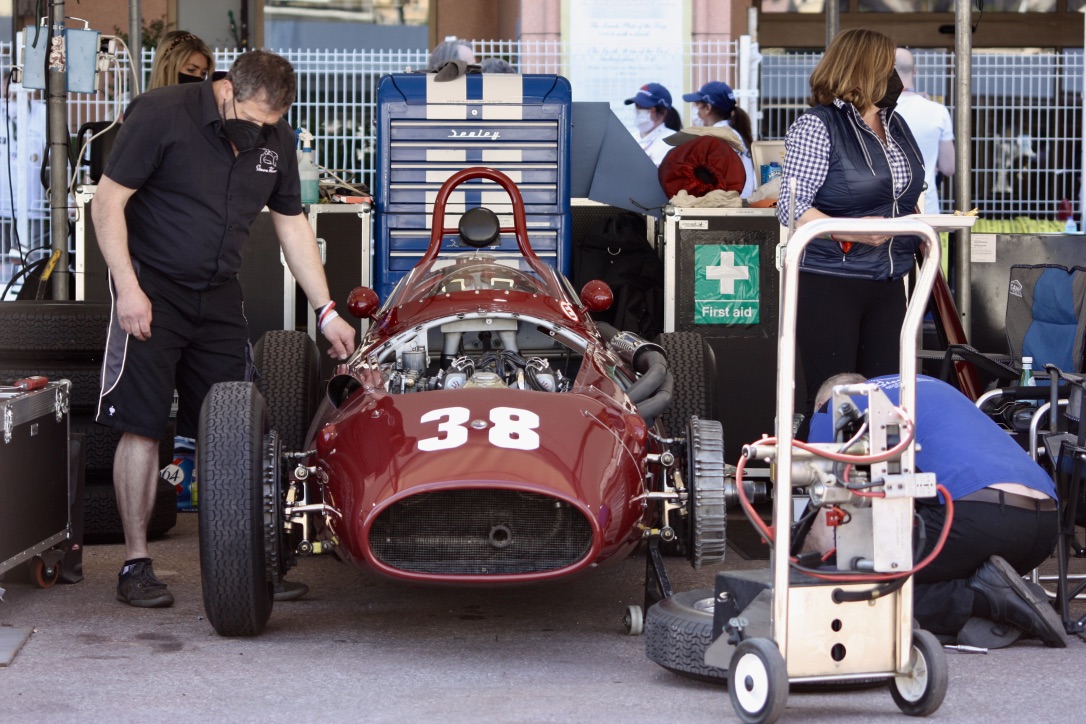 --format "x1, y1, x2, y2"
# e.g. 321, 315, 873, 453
759, 47, 1085, 218
0, 37, 1082, 294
